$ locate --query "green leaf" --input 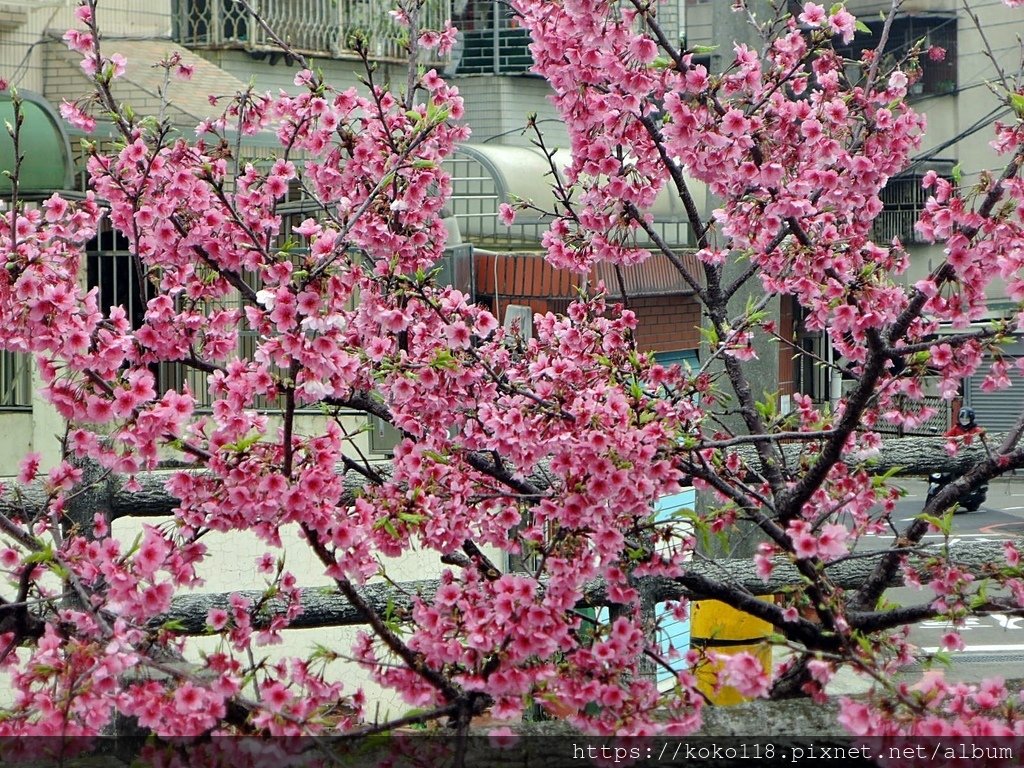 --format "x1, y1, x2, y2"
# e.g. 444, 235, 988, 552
122, 531, 144, 560
310, 643, 340, 661
626, 547, 645, 562
691, 44, 718, 55
48, 562, 70, 580
223, 432, 262, 453
421, 449, 450, 465
855, 633, 873, 654
397, 512, 426, 524
974, 581, 989, 605
871, 466, 904, 488
382, 520, 399, 538
425, 100, 449, 123
930, 650, 952, 667
918, 512, 952, 535
23, 545, 55, 566
755, 392, 778, 421
1010, 92, 1024, 119
430, 349, 458, 370
855, 20, 871, 35
951, 163, 962, 185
